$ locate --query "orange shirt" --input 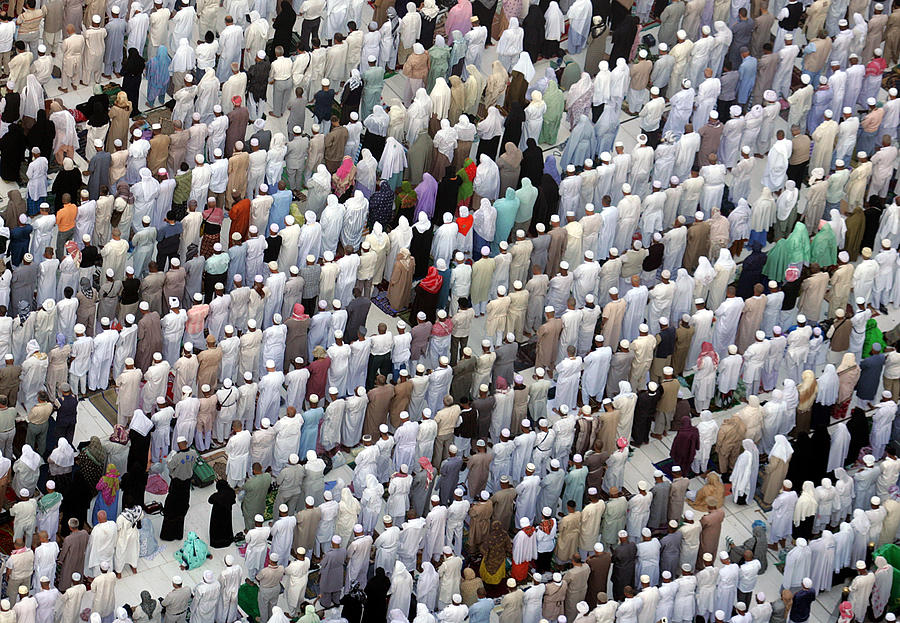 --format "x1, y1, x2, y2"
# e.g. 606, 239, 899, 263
56, 203, 77, 232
